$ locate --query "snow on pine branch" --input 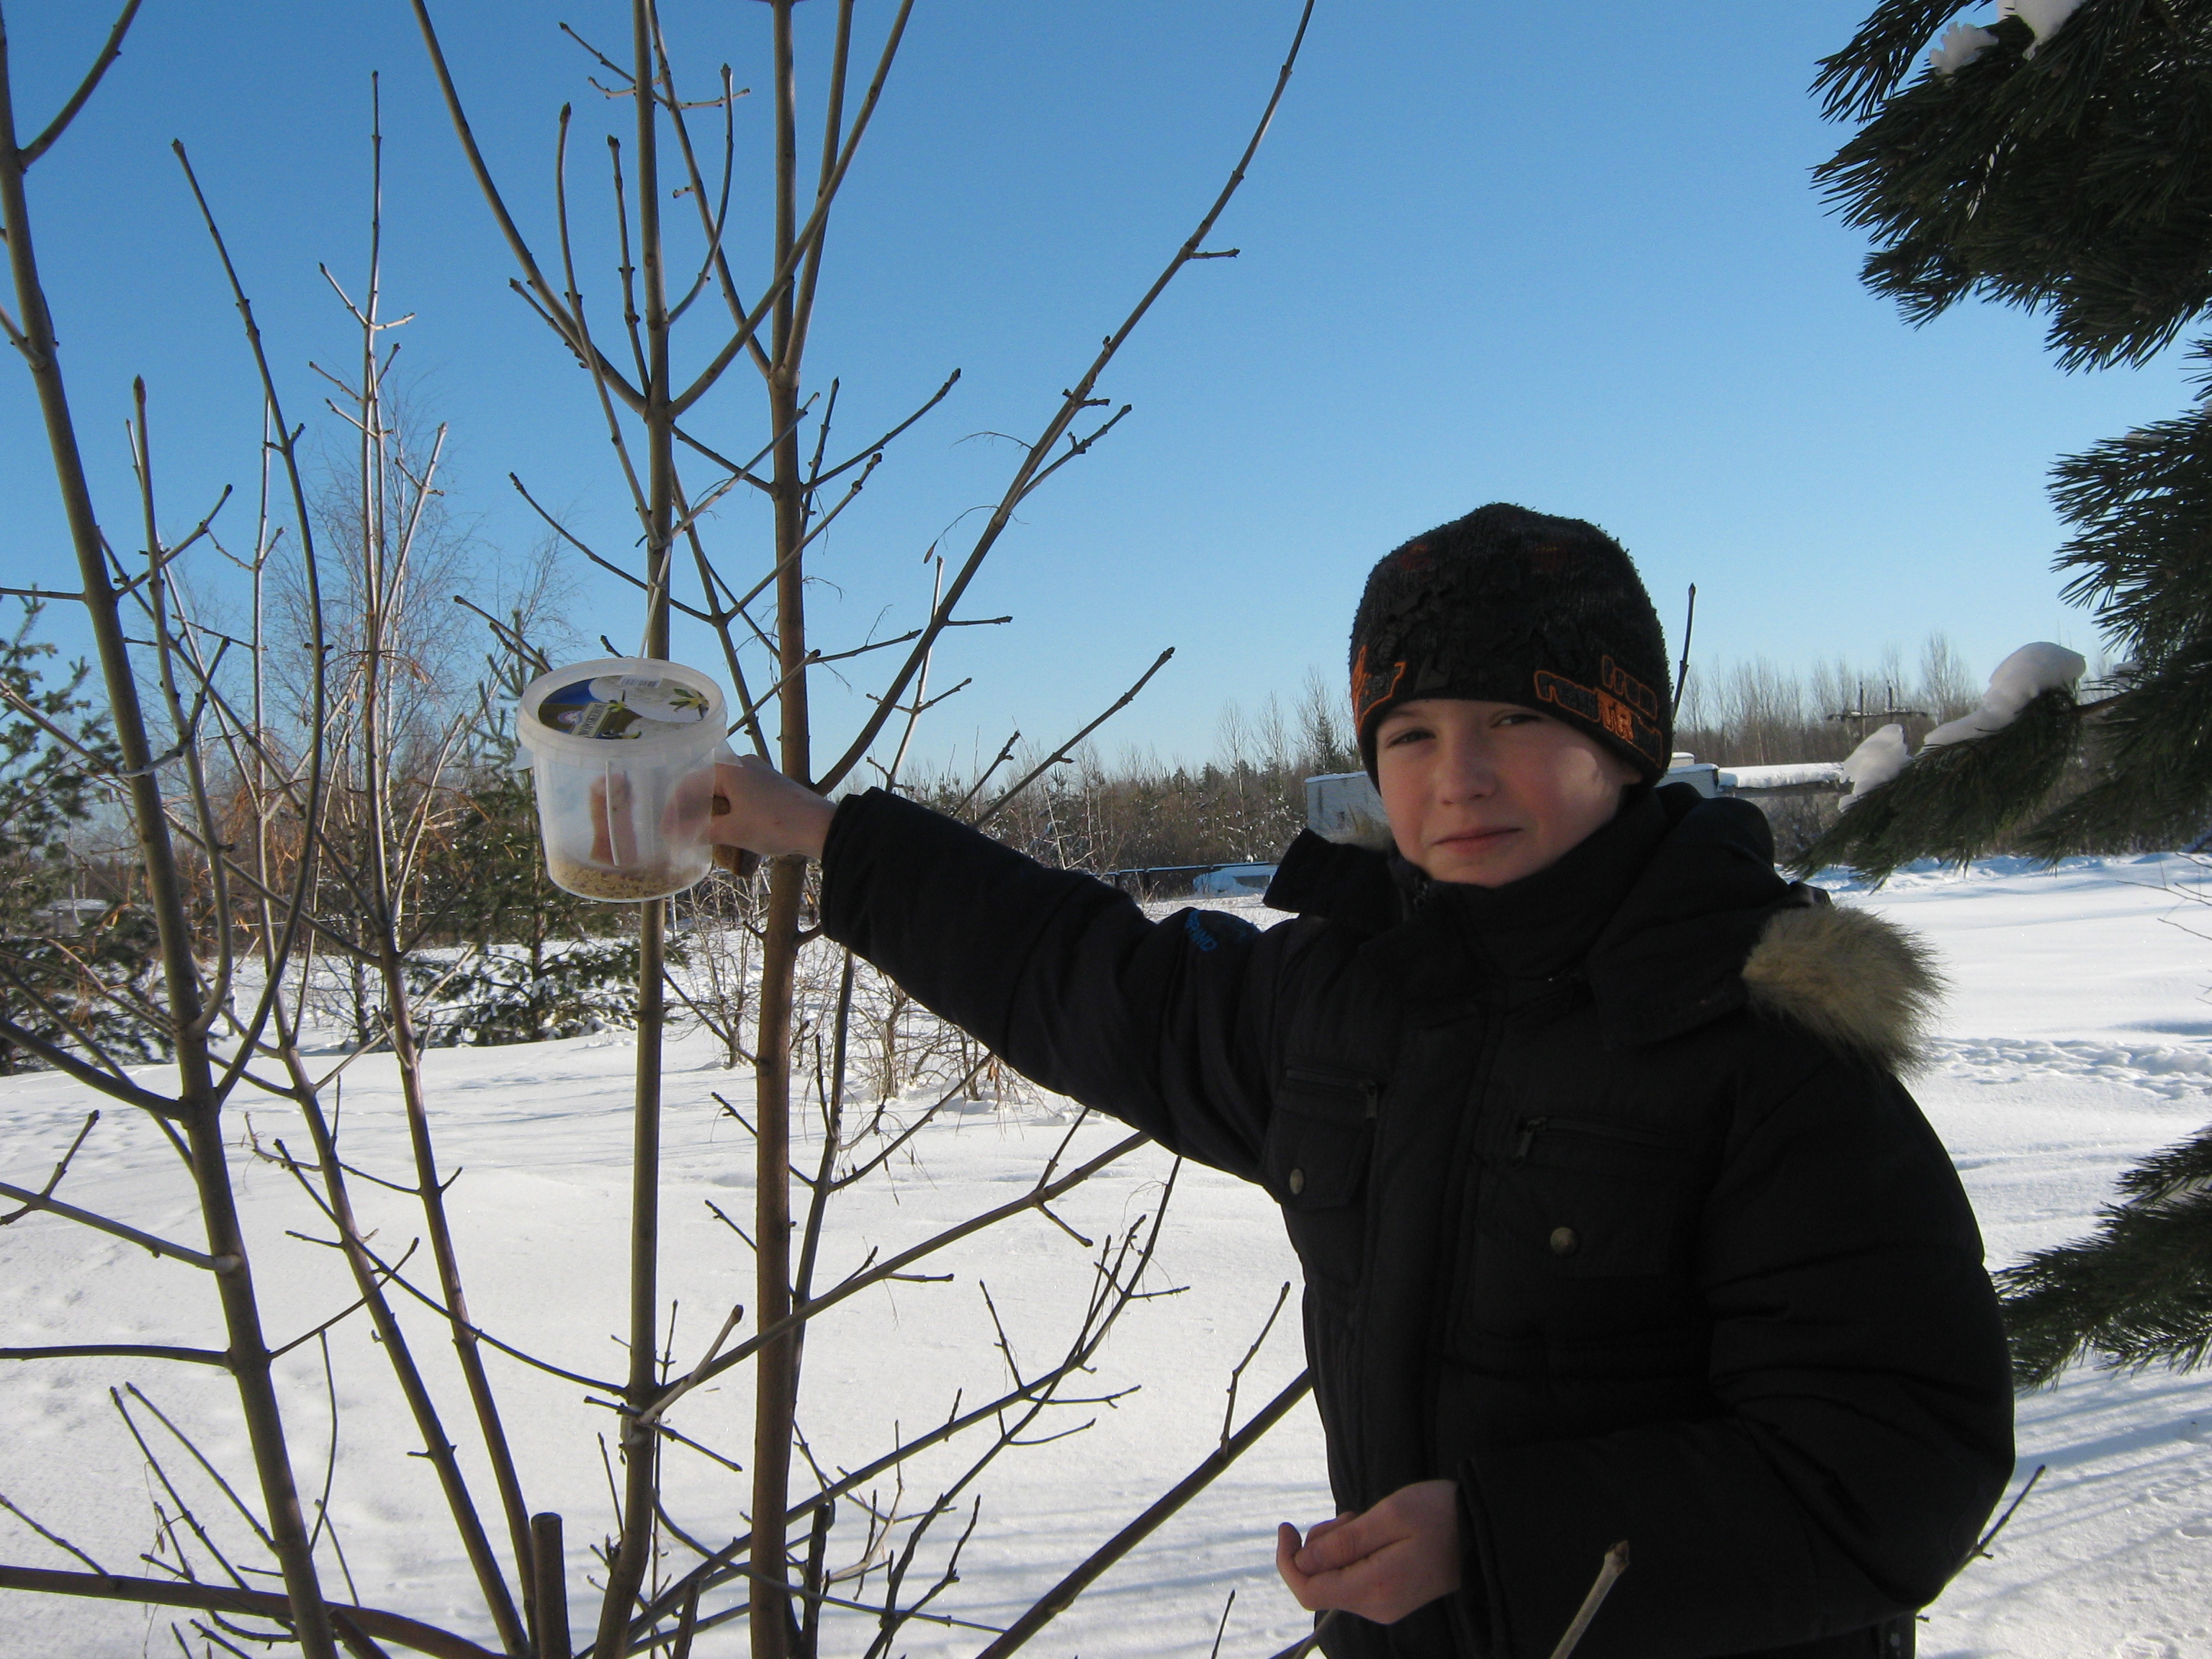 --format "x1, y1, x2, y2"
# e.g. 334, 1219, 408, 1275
2002, 0, 2085, 55
1924, 642, 2087, 747
1930, 1, 2083, 76
1837, 642, 2085, 812
1930, 23, 1999, 76
1839, 723, 1912, 809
